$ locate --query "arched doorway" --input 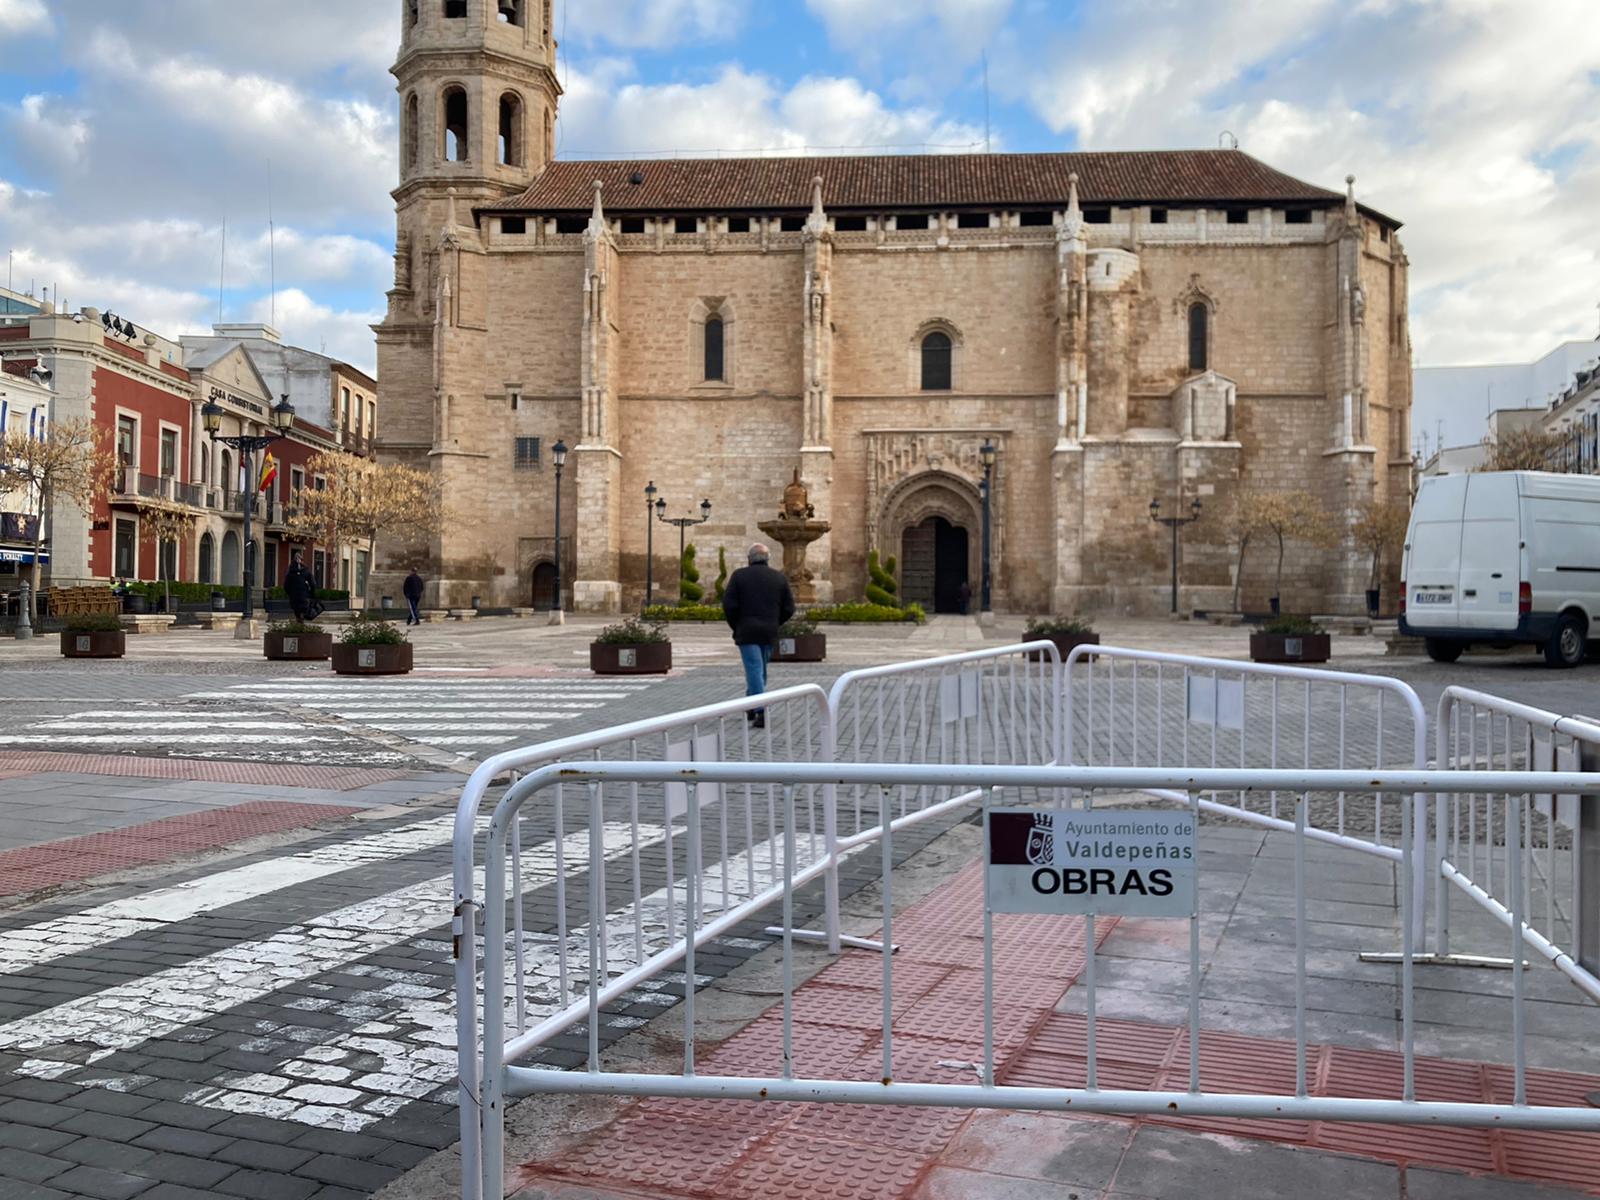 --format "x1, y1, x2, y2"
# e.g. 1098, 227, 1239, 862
197, 532, 215, 584
220, 530, 241, 586
901, 516, 970, 613
878, 470, 983, 614
530, 561, 557, 610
